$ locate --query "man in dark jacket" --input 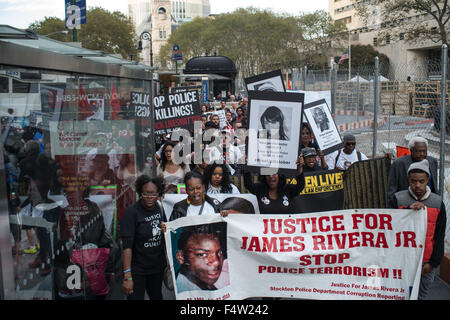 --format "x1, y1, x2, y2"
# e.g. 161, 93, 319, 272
387, 137, 438, 203
389, 159, 446, 300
